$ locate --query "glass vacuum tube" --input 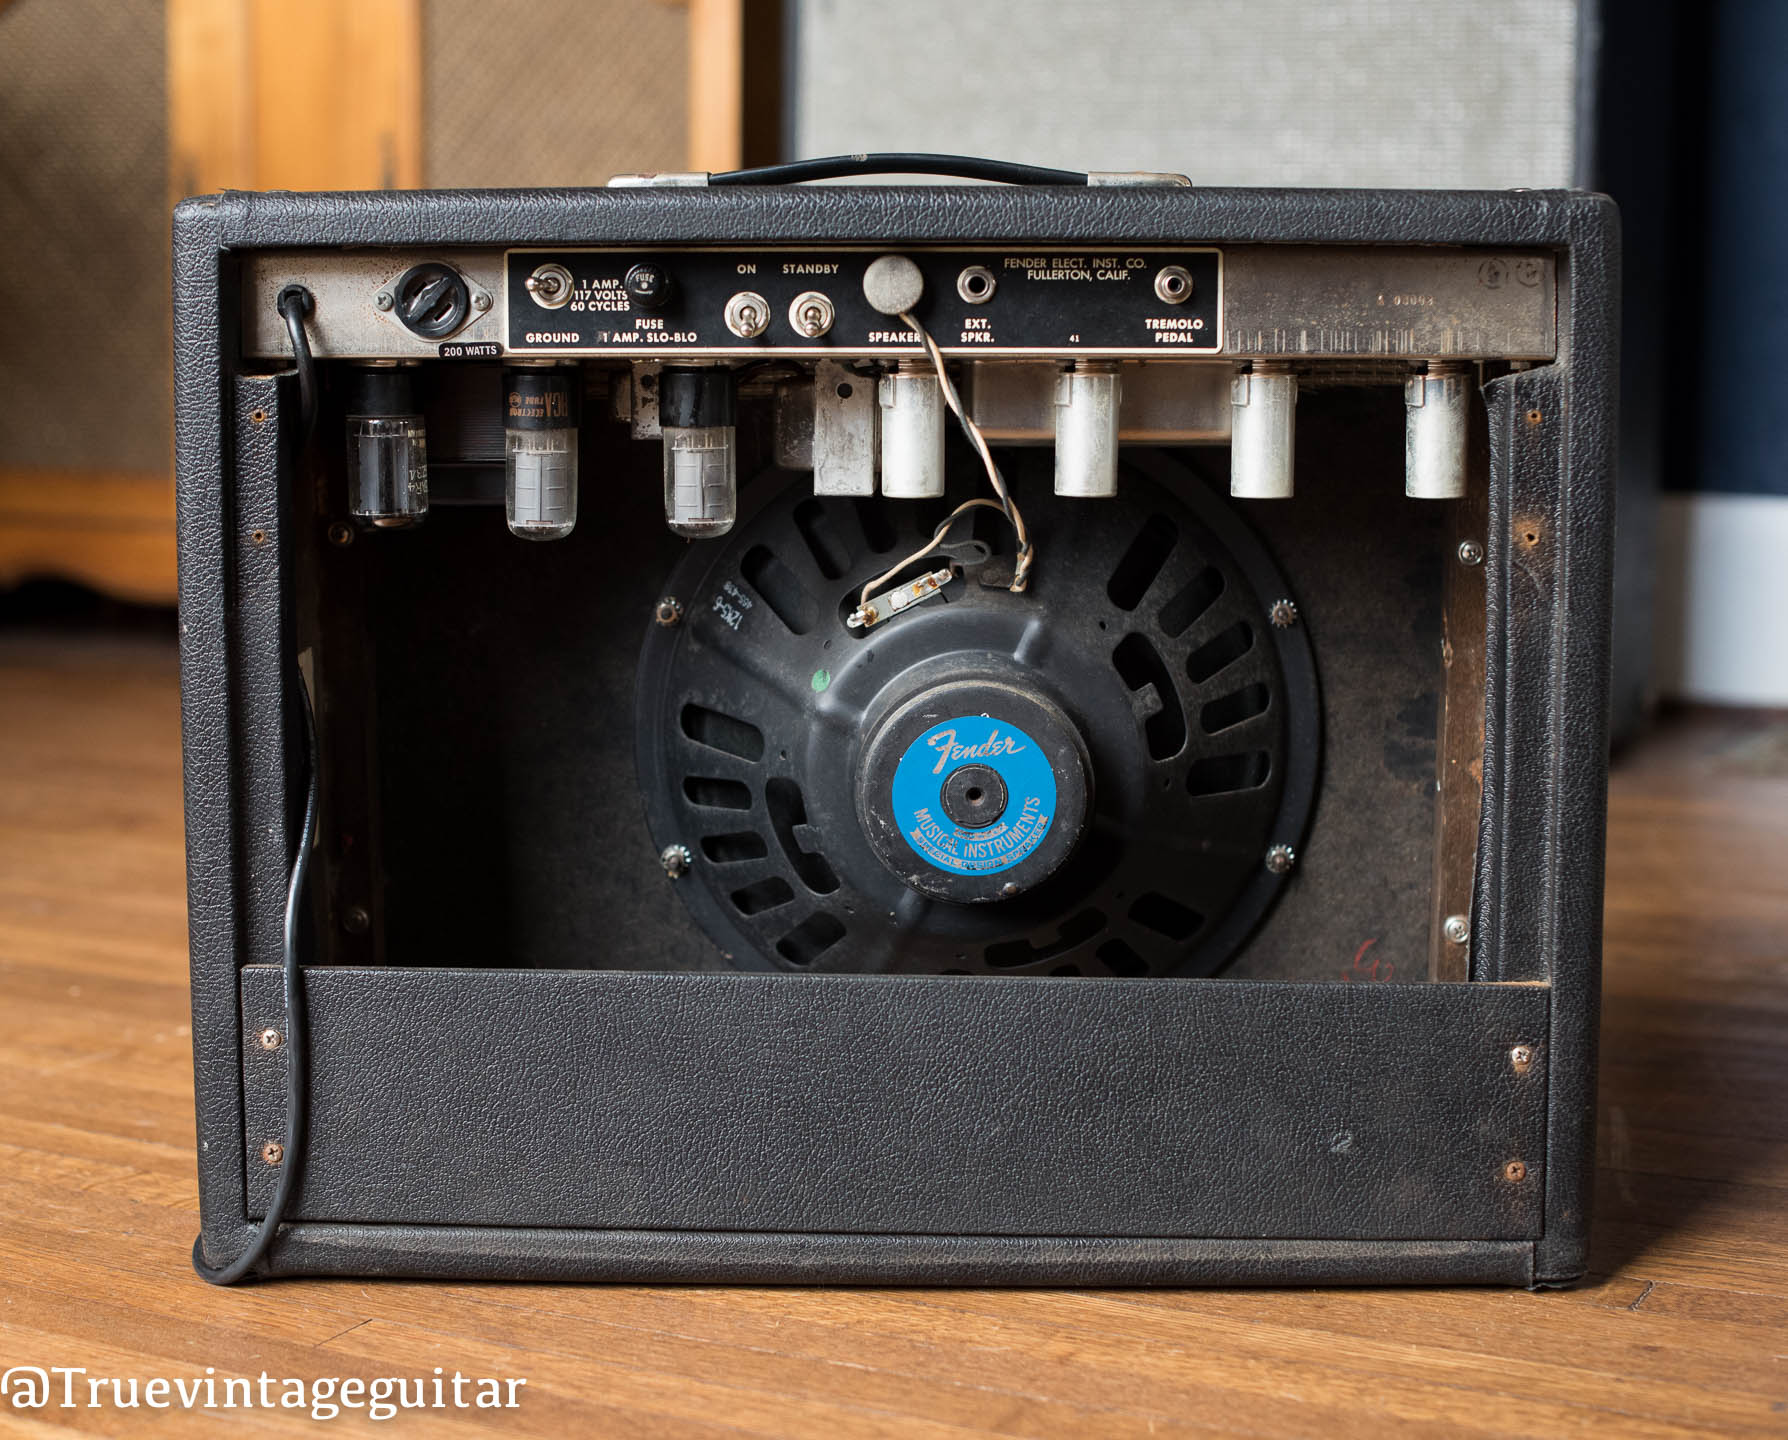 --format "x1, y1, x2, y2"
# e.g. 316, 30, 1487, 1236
660, 366, 737, 539
345, 363, 428, 527
504, 365, 579, 540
